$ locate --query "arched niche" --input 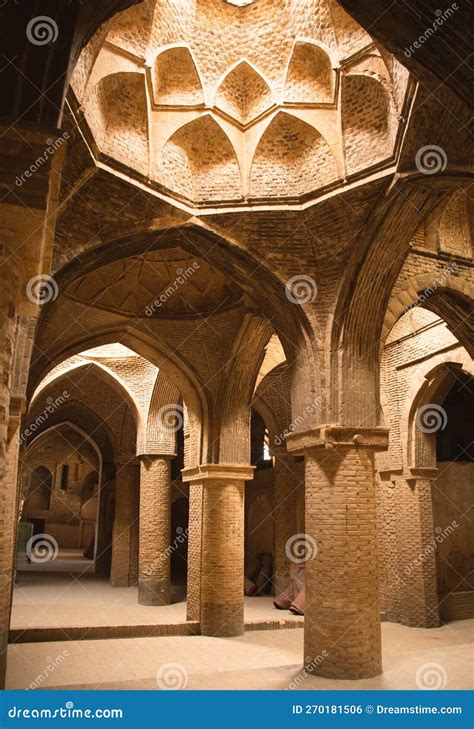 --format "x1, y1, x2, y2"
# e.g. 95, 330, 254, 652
342, 73, 393, 174
158, 115, 242, 202
437, 190, 473, 258
285, 42, 334, 104
215, 61, 274, 124
249, 111, 338, 198
86, 71, 148, 175
25, 466, 53, 511
152, 46, 204, 106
